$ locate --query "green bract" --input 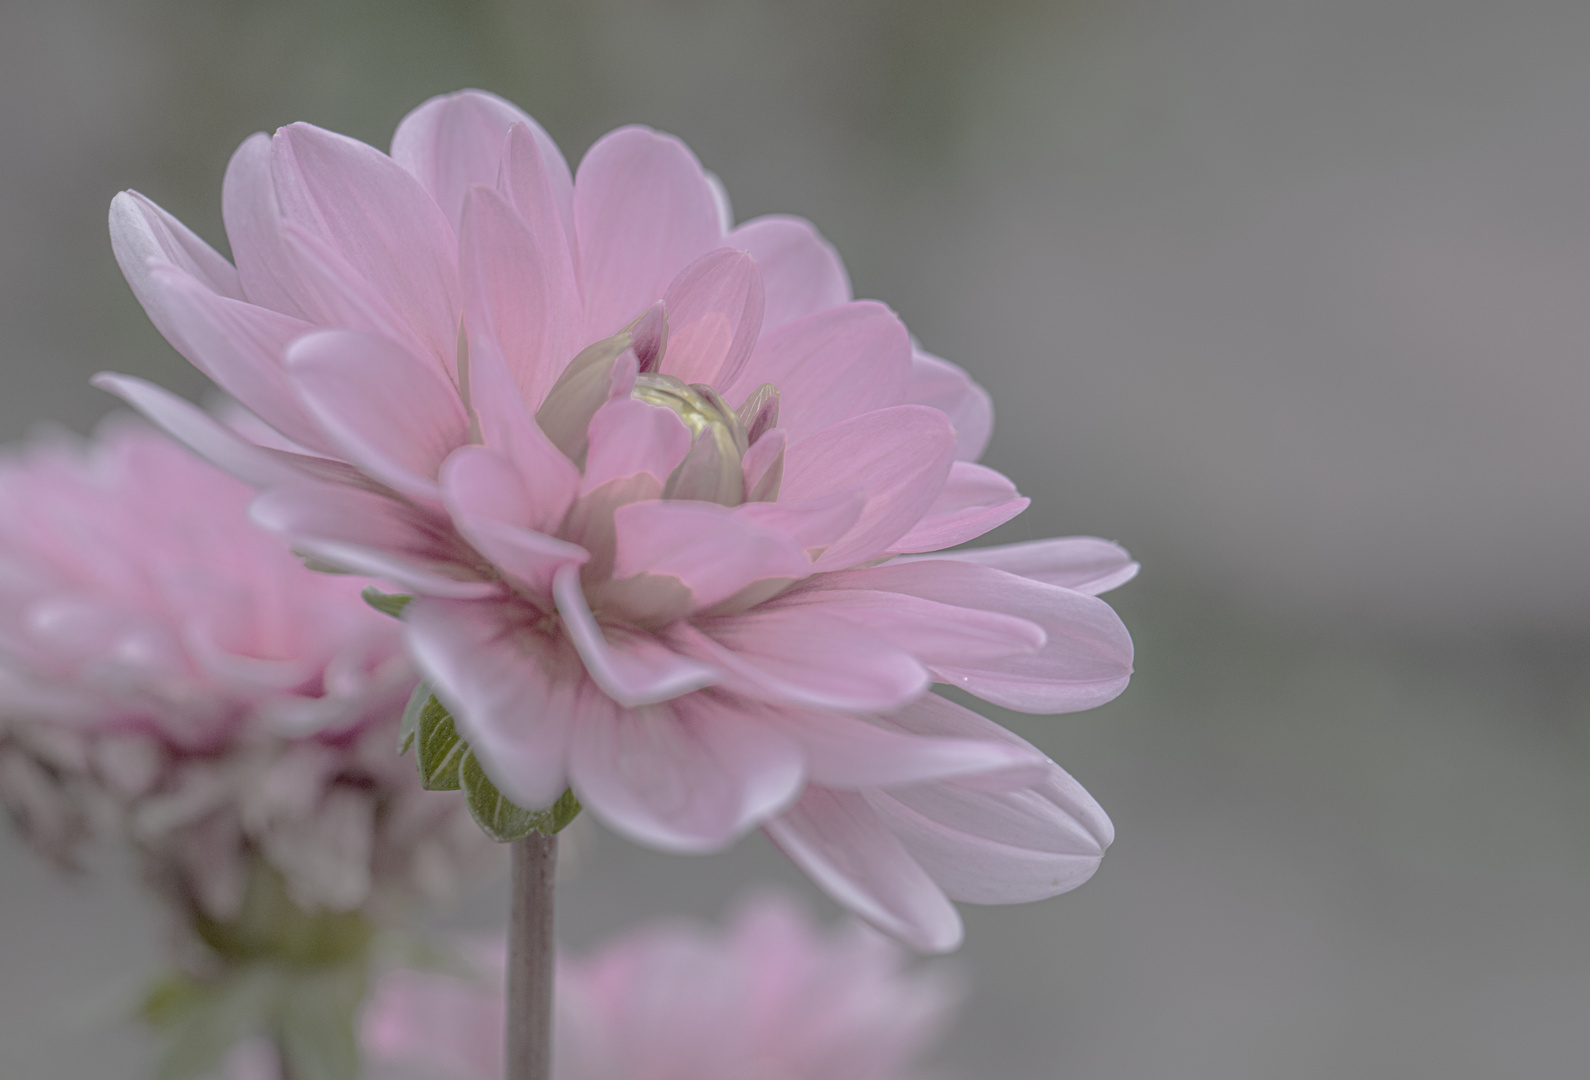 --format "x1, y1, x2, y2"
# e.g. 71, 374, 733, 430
410, 692, 581, 842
